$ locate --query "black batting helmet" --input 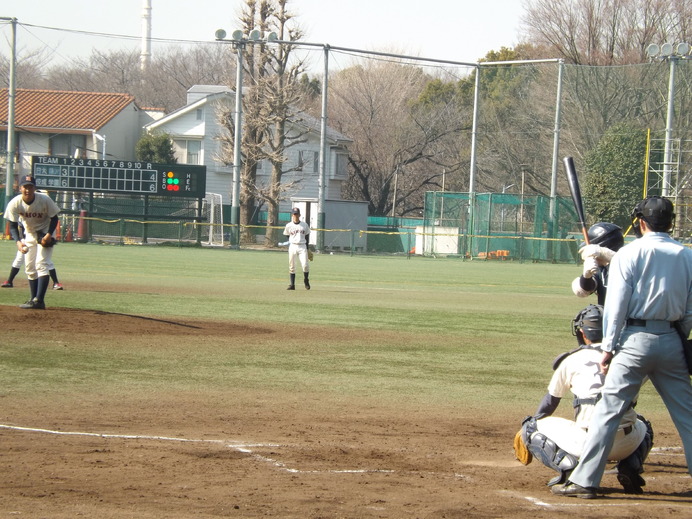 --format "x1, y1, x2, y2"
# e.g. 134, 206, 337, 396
587, 222, 624, 252
572, 304, 604, 345
631, 196, 675, 237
